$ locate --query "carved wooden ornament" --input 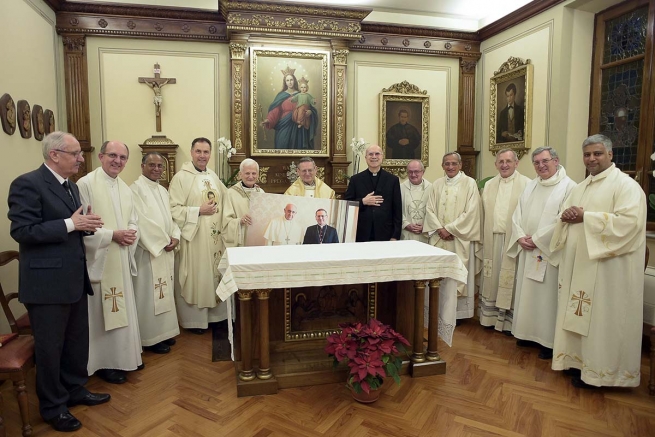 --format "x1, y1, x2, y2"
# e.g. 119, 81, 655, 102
44, 109, 55, 134
0, 93, 16, 135
32, 105, 45, 141
17, 100, 32, 139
